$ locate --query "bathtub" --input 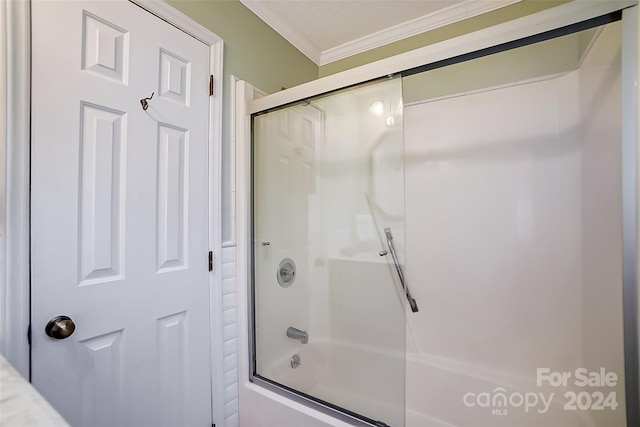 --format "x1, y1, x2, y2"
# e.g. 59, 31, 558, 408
246, 339, 626, 427
258, 339, 405, 427
404, 352, 625, 427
